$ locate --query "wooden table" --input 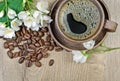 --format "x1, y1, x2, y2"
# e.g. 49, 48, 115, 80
0, 0, 120, 81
